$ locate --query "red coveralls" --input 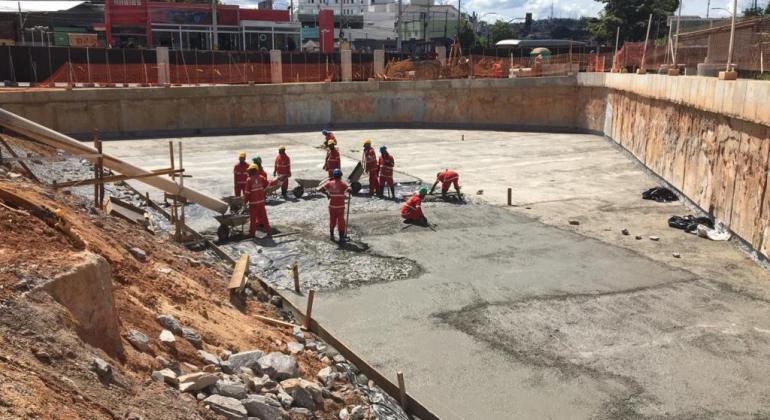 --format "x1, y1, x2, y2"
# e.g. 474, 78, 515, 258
401, 194, 424, 221
364, 148, 379, 195
324, 132, 336, 147
324, 149, 341, 178
274, 153, 291, 192
378, 154, 395, 191
247, 174, 270, 235
437, 170, 460, 192
322, 179, 350, 235
233, 161, 249, 197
